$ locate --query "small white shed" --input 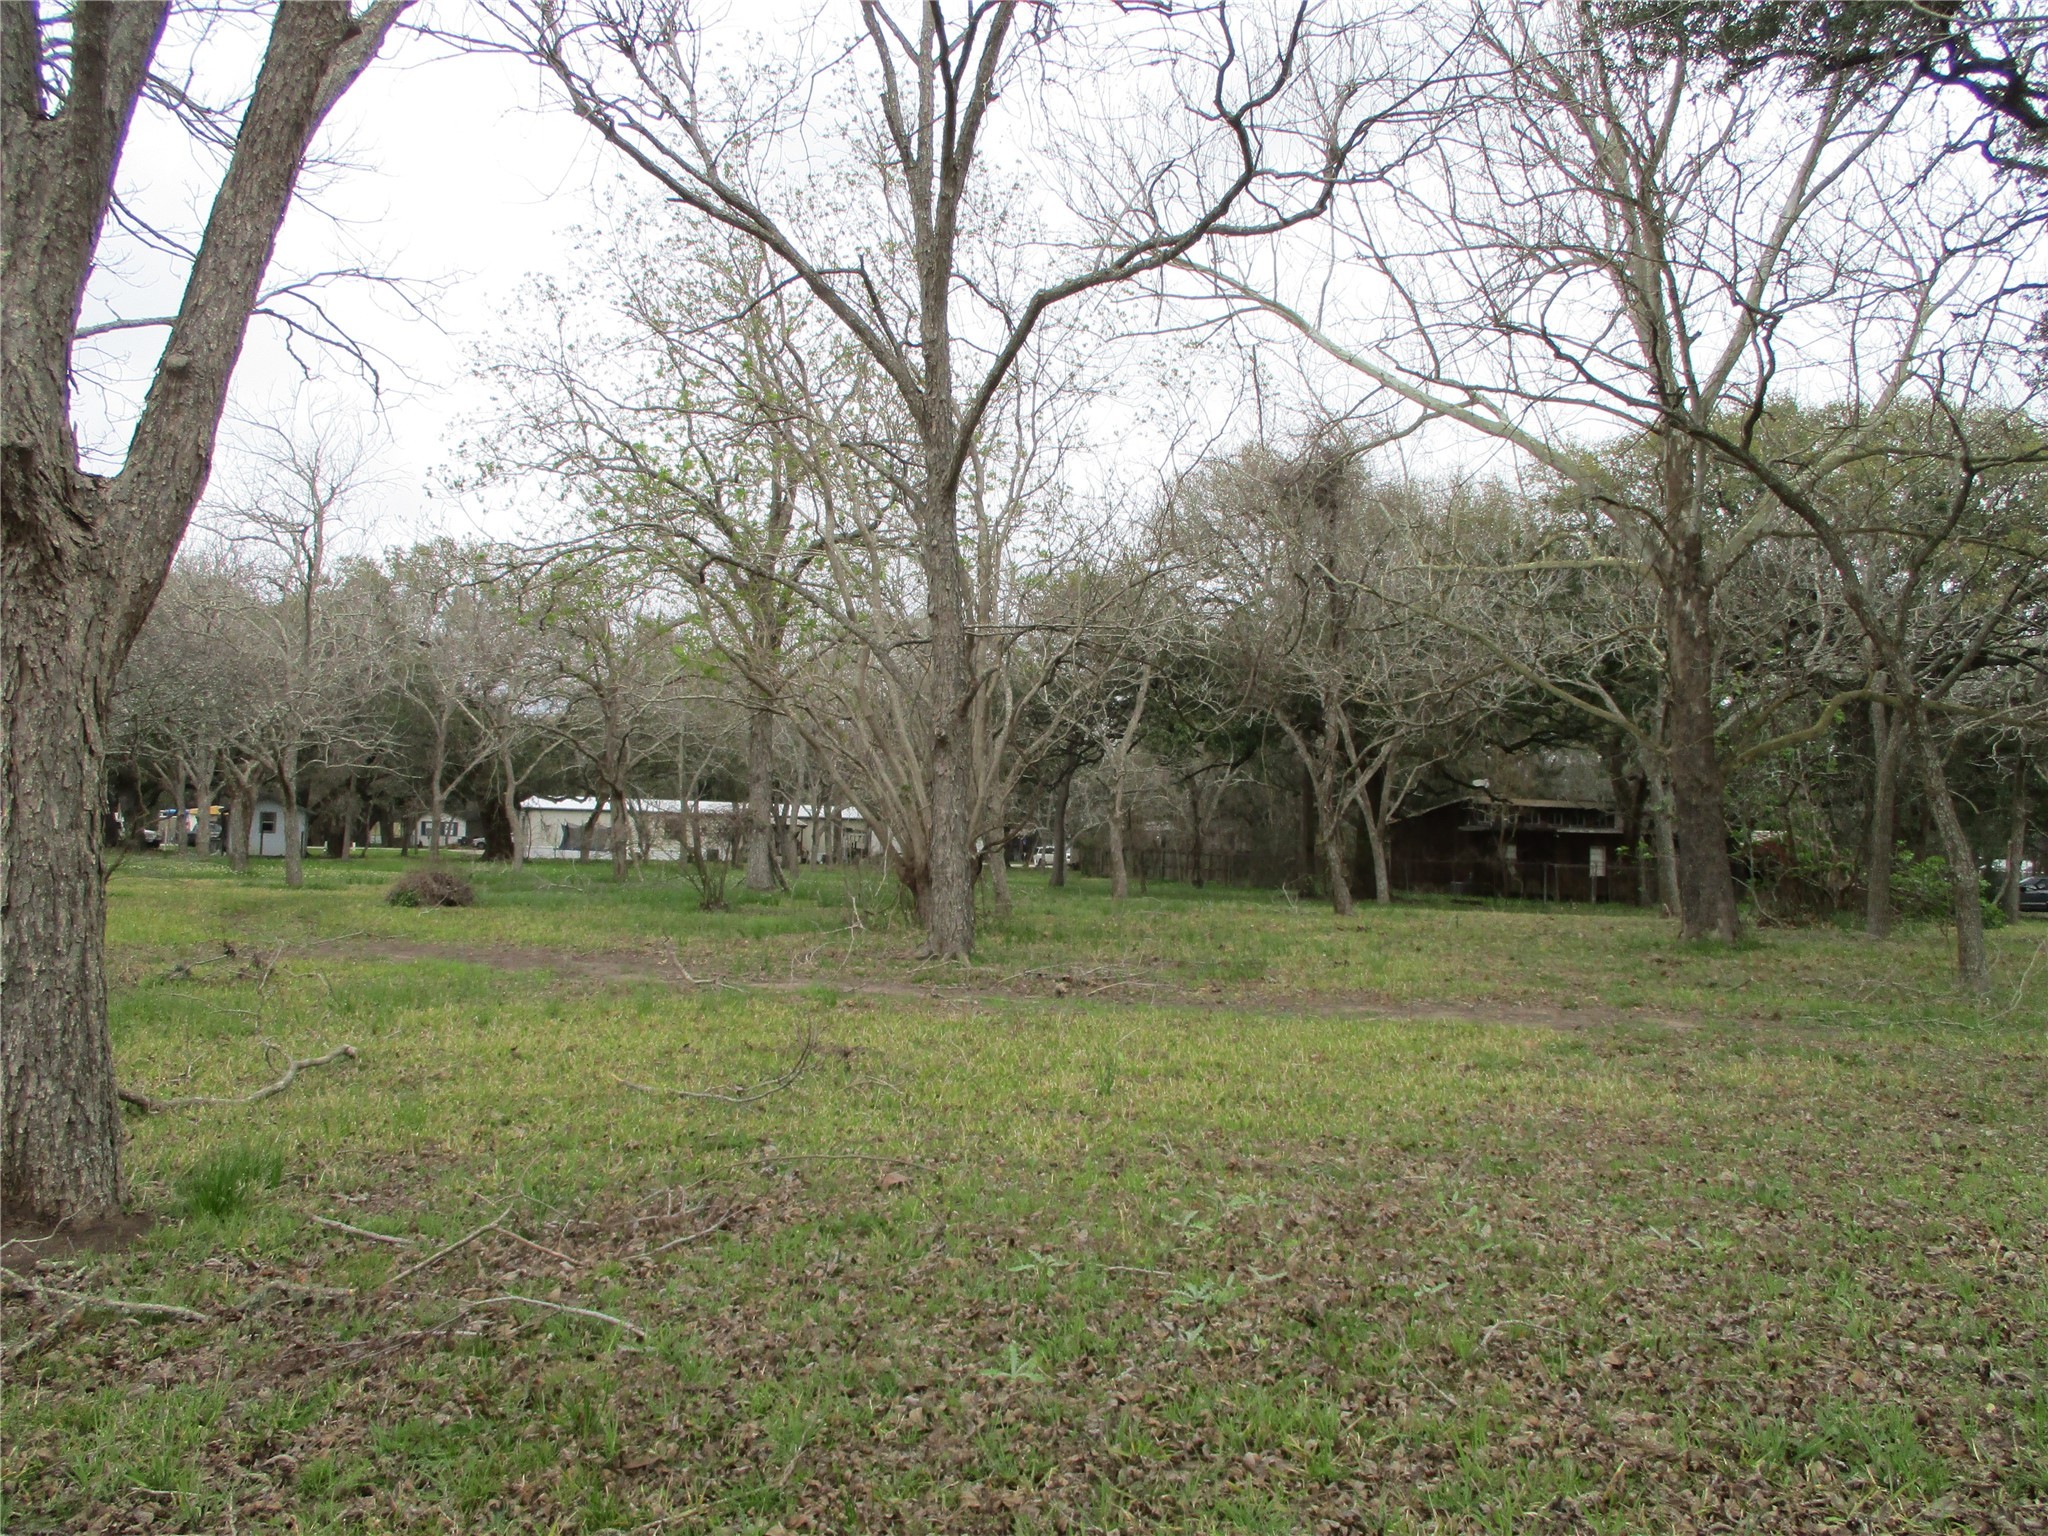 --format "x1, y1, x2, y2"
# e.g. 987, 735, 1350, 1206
247, 799, 308, 858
